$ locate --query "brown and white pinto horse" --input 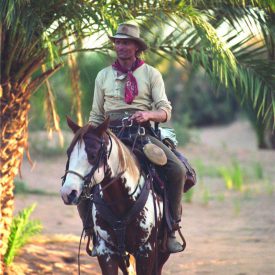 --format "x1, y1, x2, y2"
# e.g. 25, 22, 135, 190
60, 117, 170, 274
